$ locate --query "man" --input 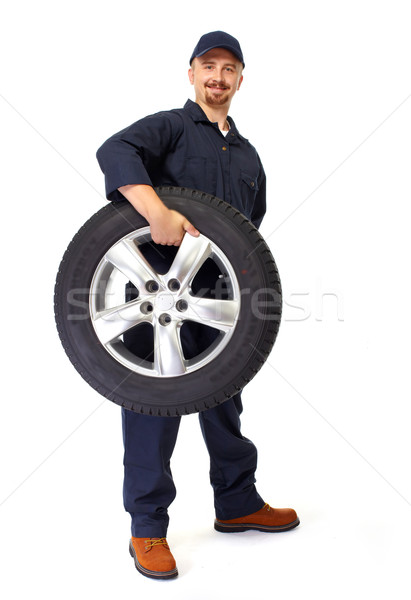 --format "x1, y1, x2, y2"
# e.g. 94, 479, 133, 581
97, 31, 299, 581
